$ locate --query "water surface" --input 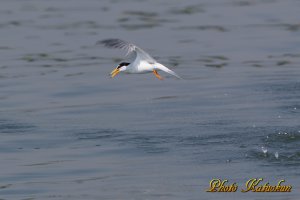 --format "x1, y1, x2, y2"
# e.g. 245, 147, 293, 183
0, 0, 300, 199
